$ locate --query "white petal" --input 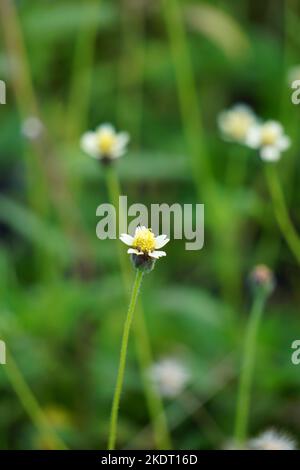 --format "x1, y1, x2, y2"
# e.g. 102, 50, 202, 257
97, 123, 115, 135
110, 151, 123, 160
264, 120, 283, 136
278, 135, 291, 151
120, 234, 134, 246
149, 250, 166, 259
233, 103, 255, 114
127, 248, 142, 255
112, 132, 130, 158
155, 235, 170, 249
80, 132, 99, 158
260, 146, 281, 162
117, 132, 130, 147
245, 125, 262, 148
